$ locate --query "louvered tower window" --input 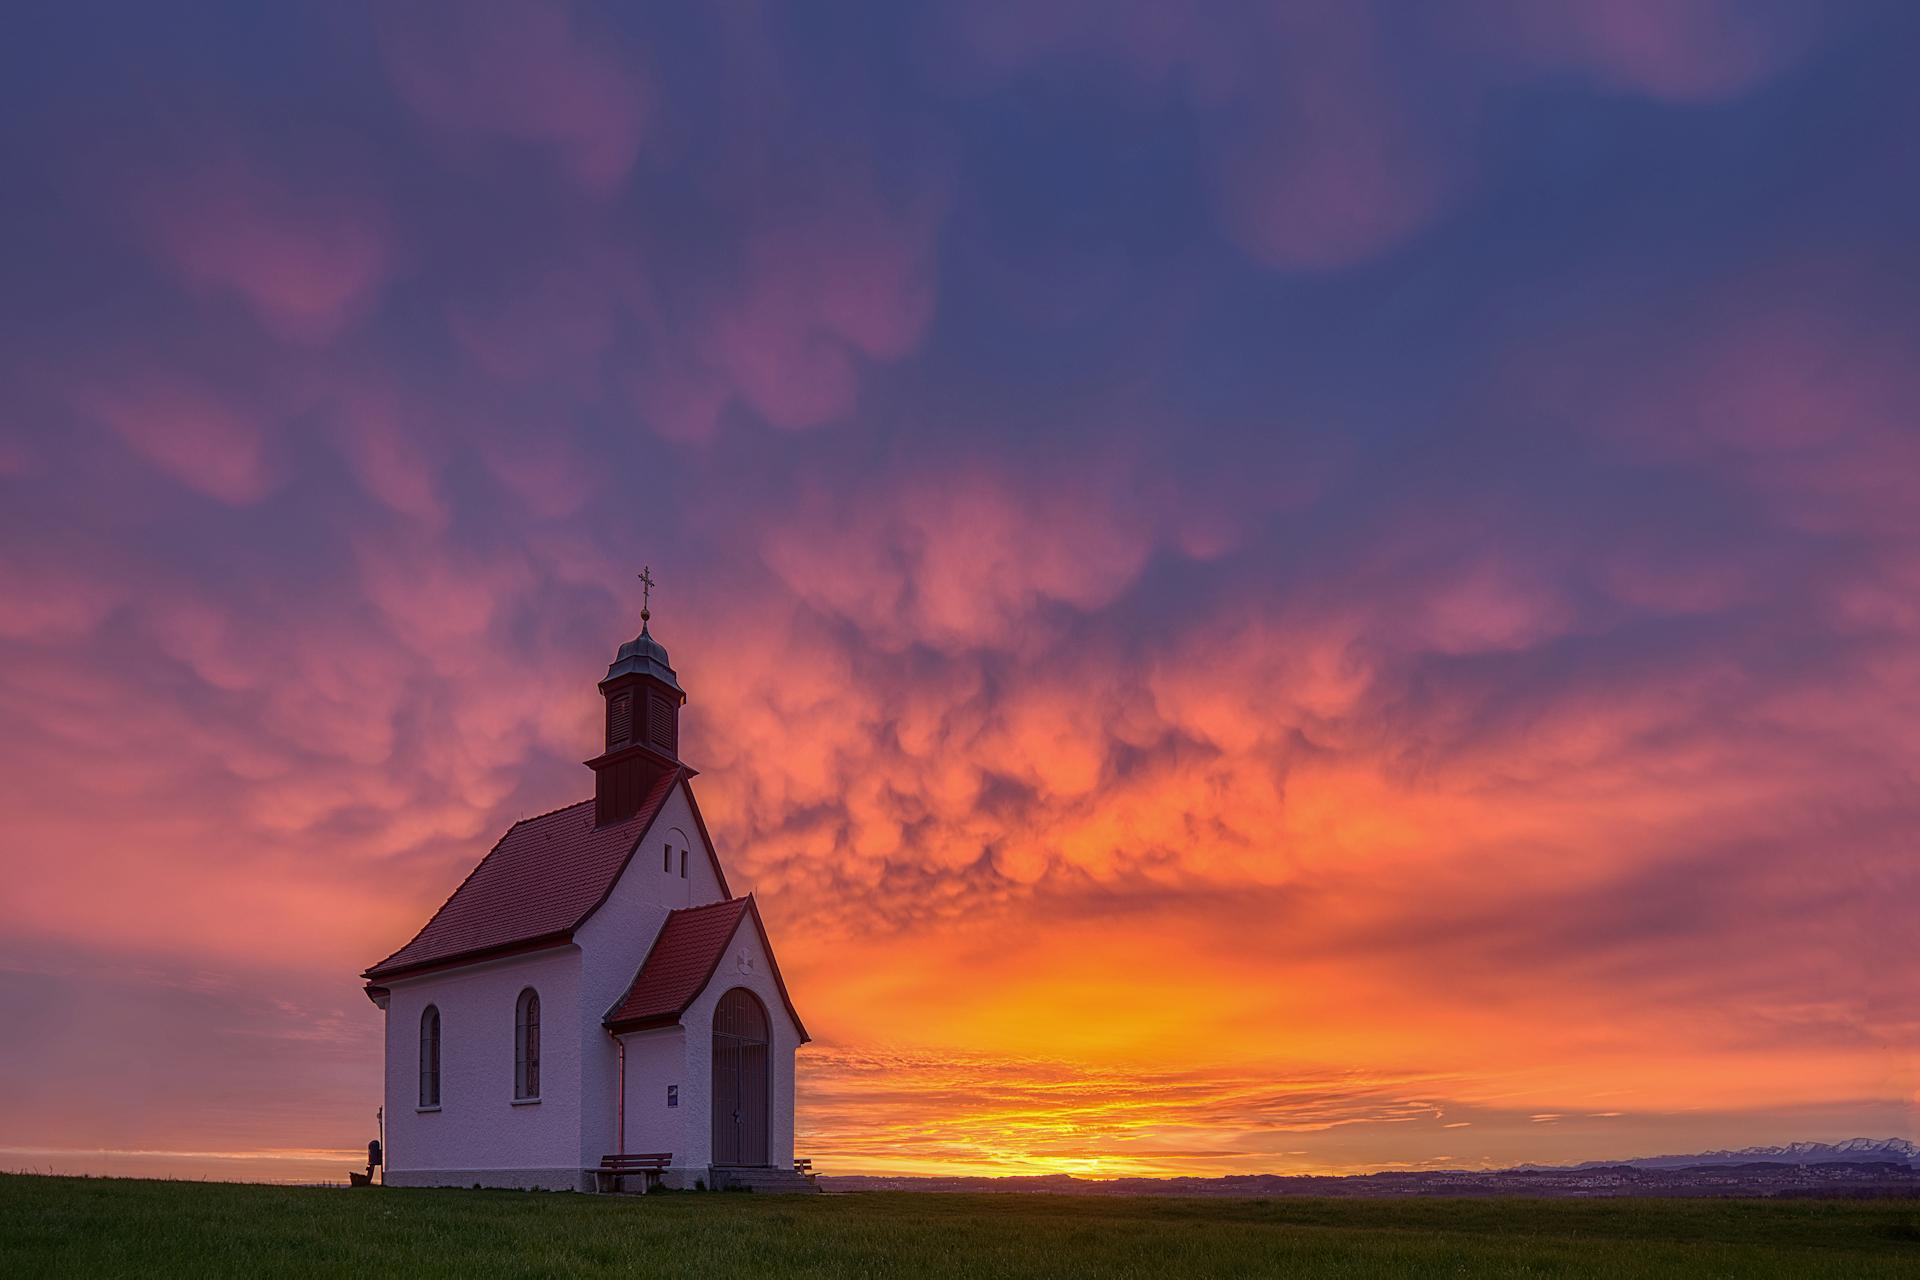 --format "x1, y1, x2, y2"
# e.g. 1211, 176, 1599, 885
649, 693, 675, 751
609, 694, 632, 746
